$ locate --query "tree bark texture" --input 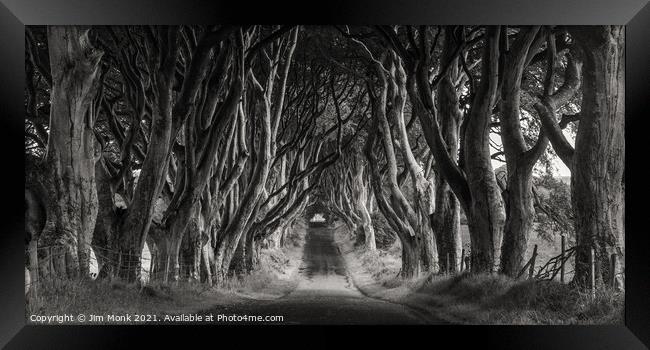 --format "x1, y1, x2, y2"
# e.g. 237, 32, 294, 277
39, 26, 104, 278
570, 26, 625, 289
